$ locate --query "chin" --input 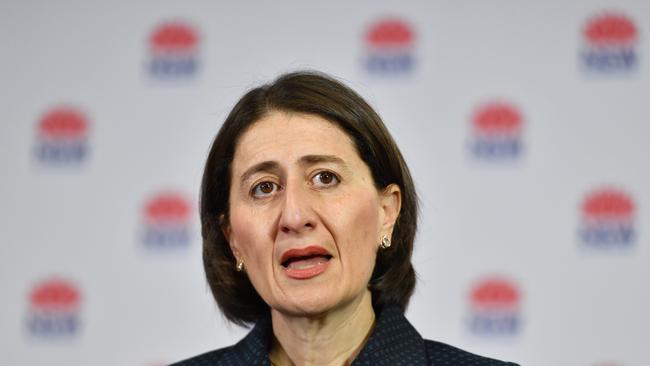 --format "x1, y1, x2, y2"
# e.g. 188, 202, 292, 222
279, 298, 337, 318
272, 287, 367, 319
269, 288, 341, 318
